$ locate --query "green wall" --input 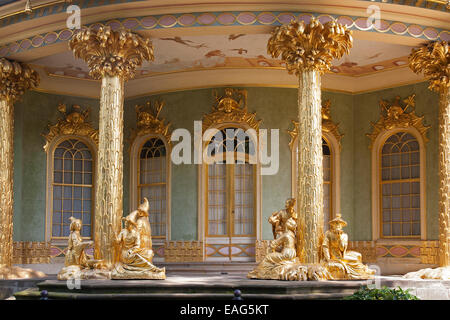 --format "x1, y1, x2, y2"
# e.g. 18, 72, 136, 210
353, 82, 440, 240
12, 83, 439, 242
